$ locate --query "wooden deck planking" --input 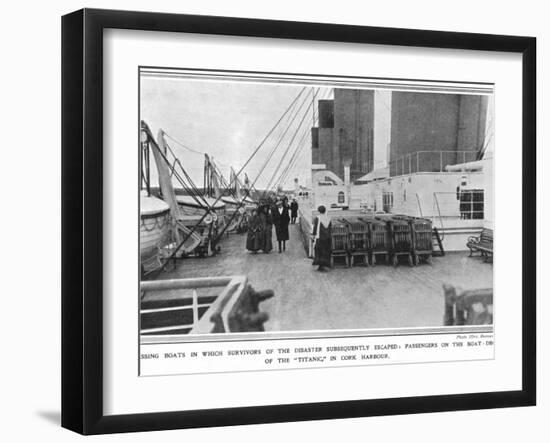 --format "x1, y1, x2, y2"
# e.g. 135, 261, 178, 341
159, 222, 493, 332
